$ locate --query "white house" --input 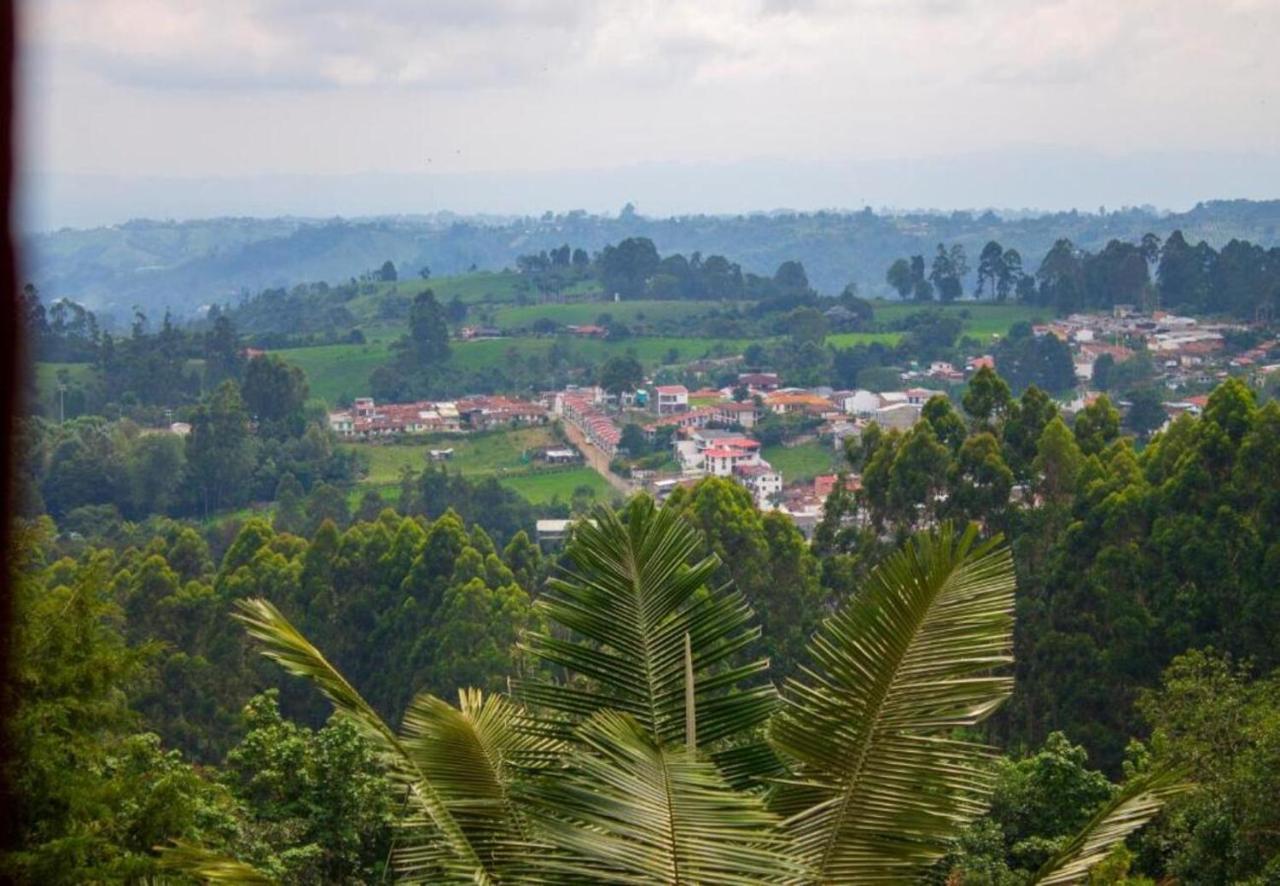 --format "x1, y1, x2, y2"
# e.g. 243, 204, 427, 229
655, 385, 690, 415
